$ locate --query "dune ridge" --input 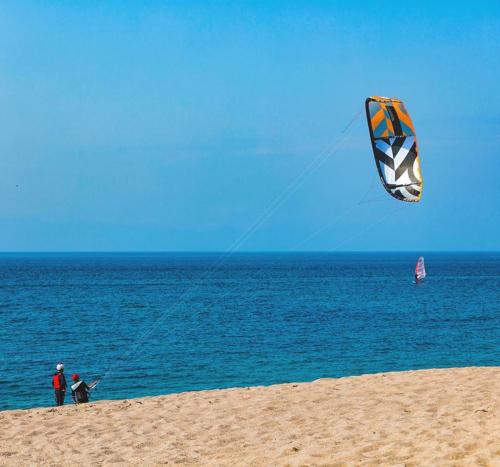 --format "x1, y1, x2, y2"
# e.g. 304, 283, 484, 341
1, 367, 499, 466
